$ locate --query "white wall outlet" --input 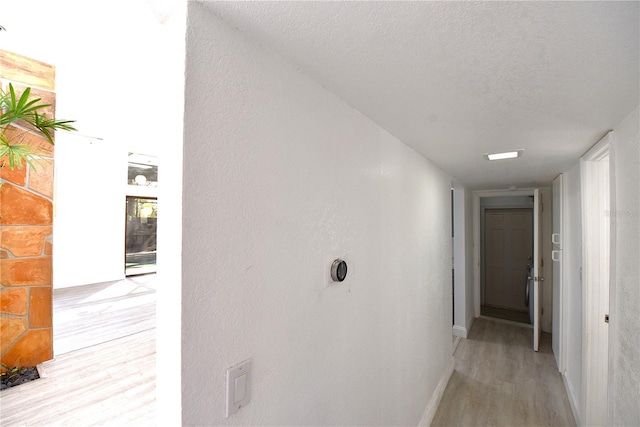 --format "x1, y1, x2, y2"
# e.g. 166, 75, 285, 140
226, 359, 252, 417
